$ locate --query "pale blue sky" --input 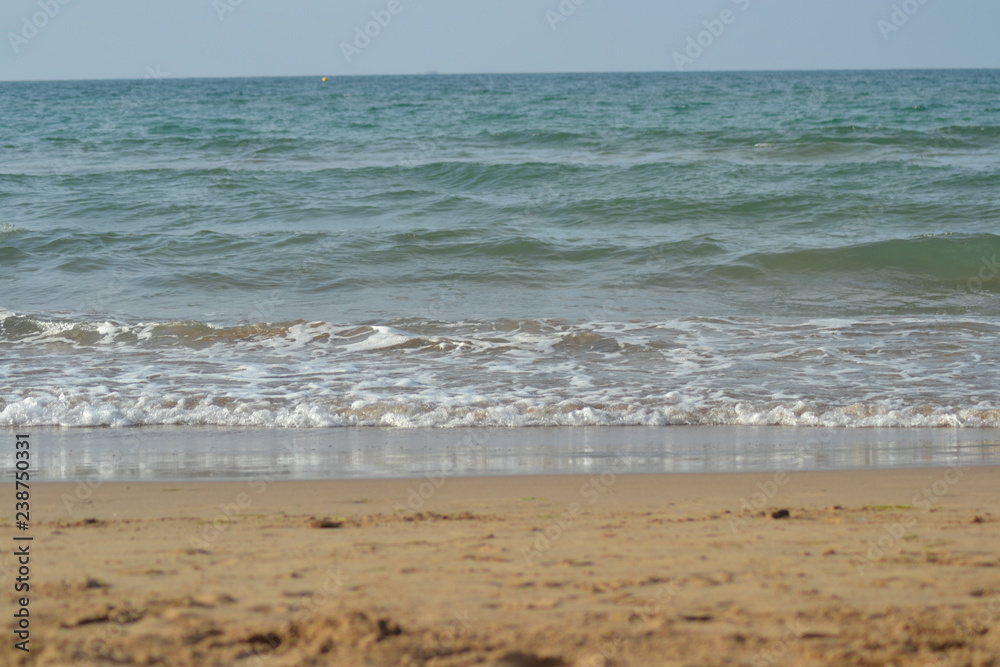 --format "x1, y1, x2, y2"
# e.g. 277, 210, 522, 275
2, 0, 998, 81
